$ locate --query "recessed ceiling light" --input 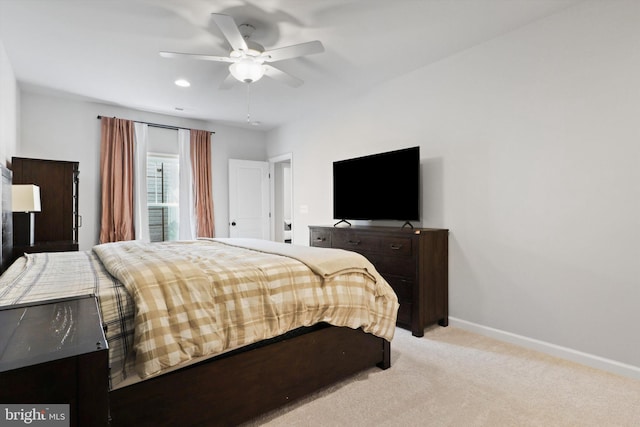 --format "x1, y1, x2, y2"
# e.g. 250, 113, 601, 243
174, 79, 190, 87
